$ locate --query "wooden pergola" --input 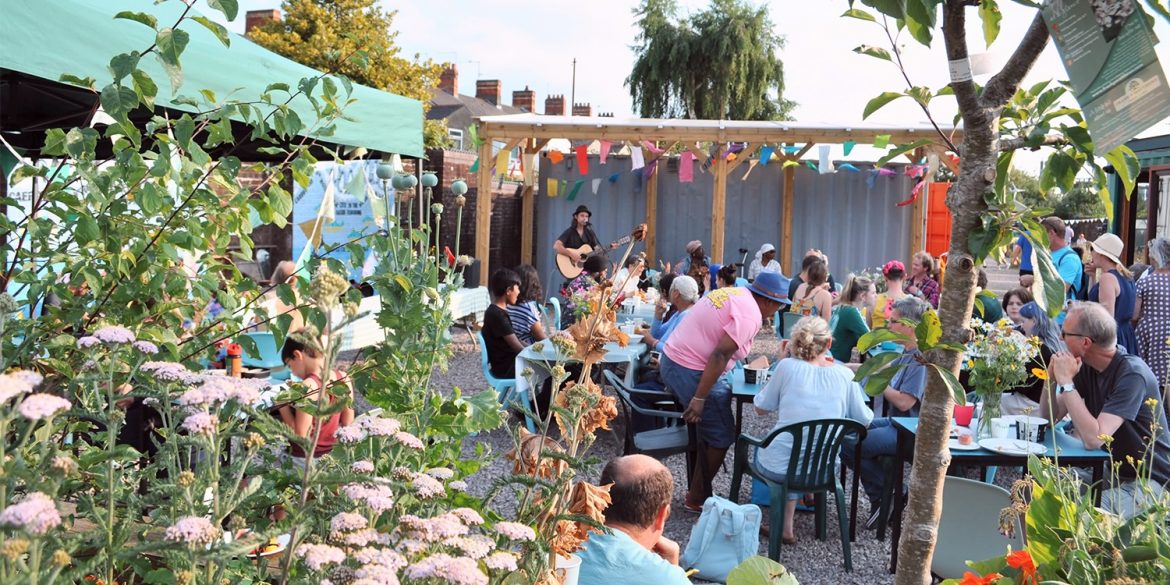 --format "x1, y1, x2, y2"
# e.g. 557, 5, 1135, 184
473, 113, 961, 286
